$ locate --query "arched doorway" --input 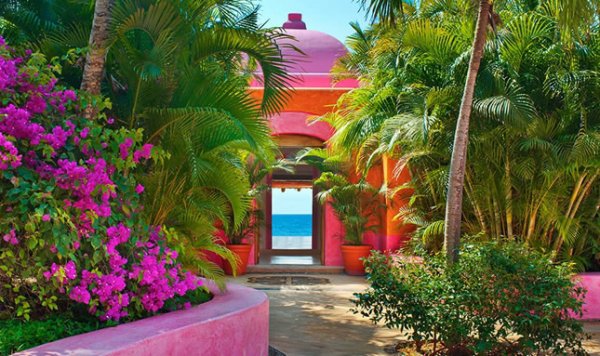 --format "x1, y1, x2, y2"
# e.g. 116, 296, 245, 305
259, 133, 325, 266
